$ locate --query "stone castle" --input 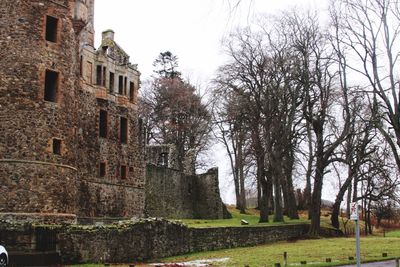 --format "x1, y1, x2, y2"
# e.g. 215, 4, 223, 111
0, 0, 228, 221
